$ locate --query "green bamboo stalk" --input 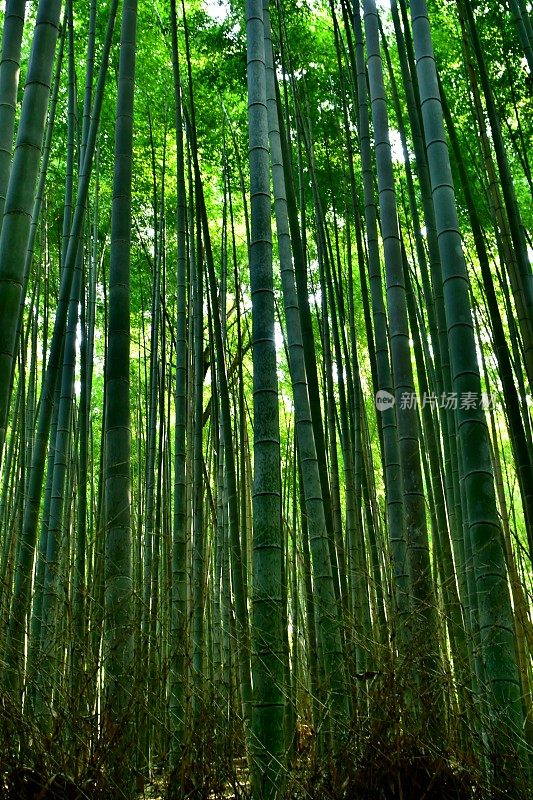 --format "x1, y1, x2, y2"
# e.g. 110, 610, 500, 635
264, 0, 349, 740
103, 0, 137, 793
0, 0, 27, 229
1, 0, 119, 700
246, 1, 286, 795
0, 0, 62, 464
410, 0, 526, 786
